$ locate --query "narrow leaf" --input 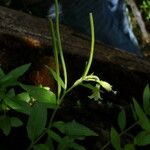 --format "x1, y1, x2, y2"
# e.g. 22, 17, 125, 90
33, 144, 49, 150
0, 63, 31, 84
48, 129, 62, 143
0, 116, 11, 136
143, 84, 150, 115
10, 117, 23, 127
53, 120, 97, 139
118, 109, 126, 131
133, 98, 150, 131
134, 131, 150, 146
27, 103, 47, 141
124, 144, 135, 150
48, 68, 65, 89
45, 136, 55, 150
110, 127, 121, 150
